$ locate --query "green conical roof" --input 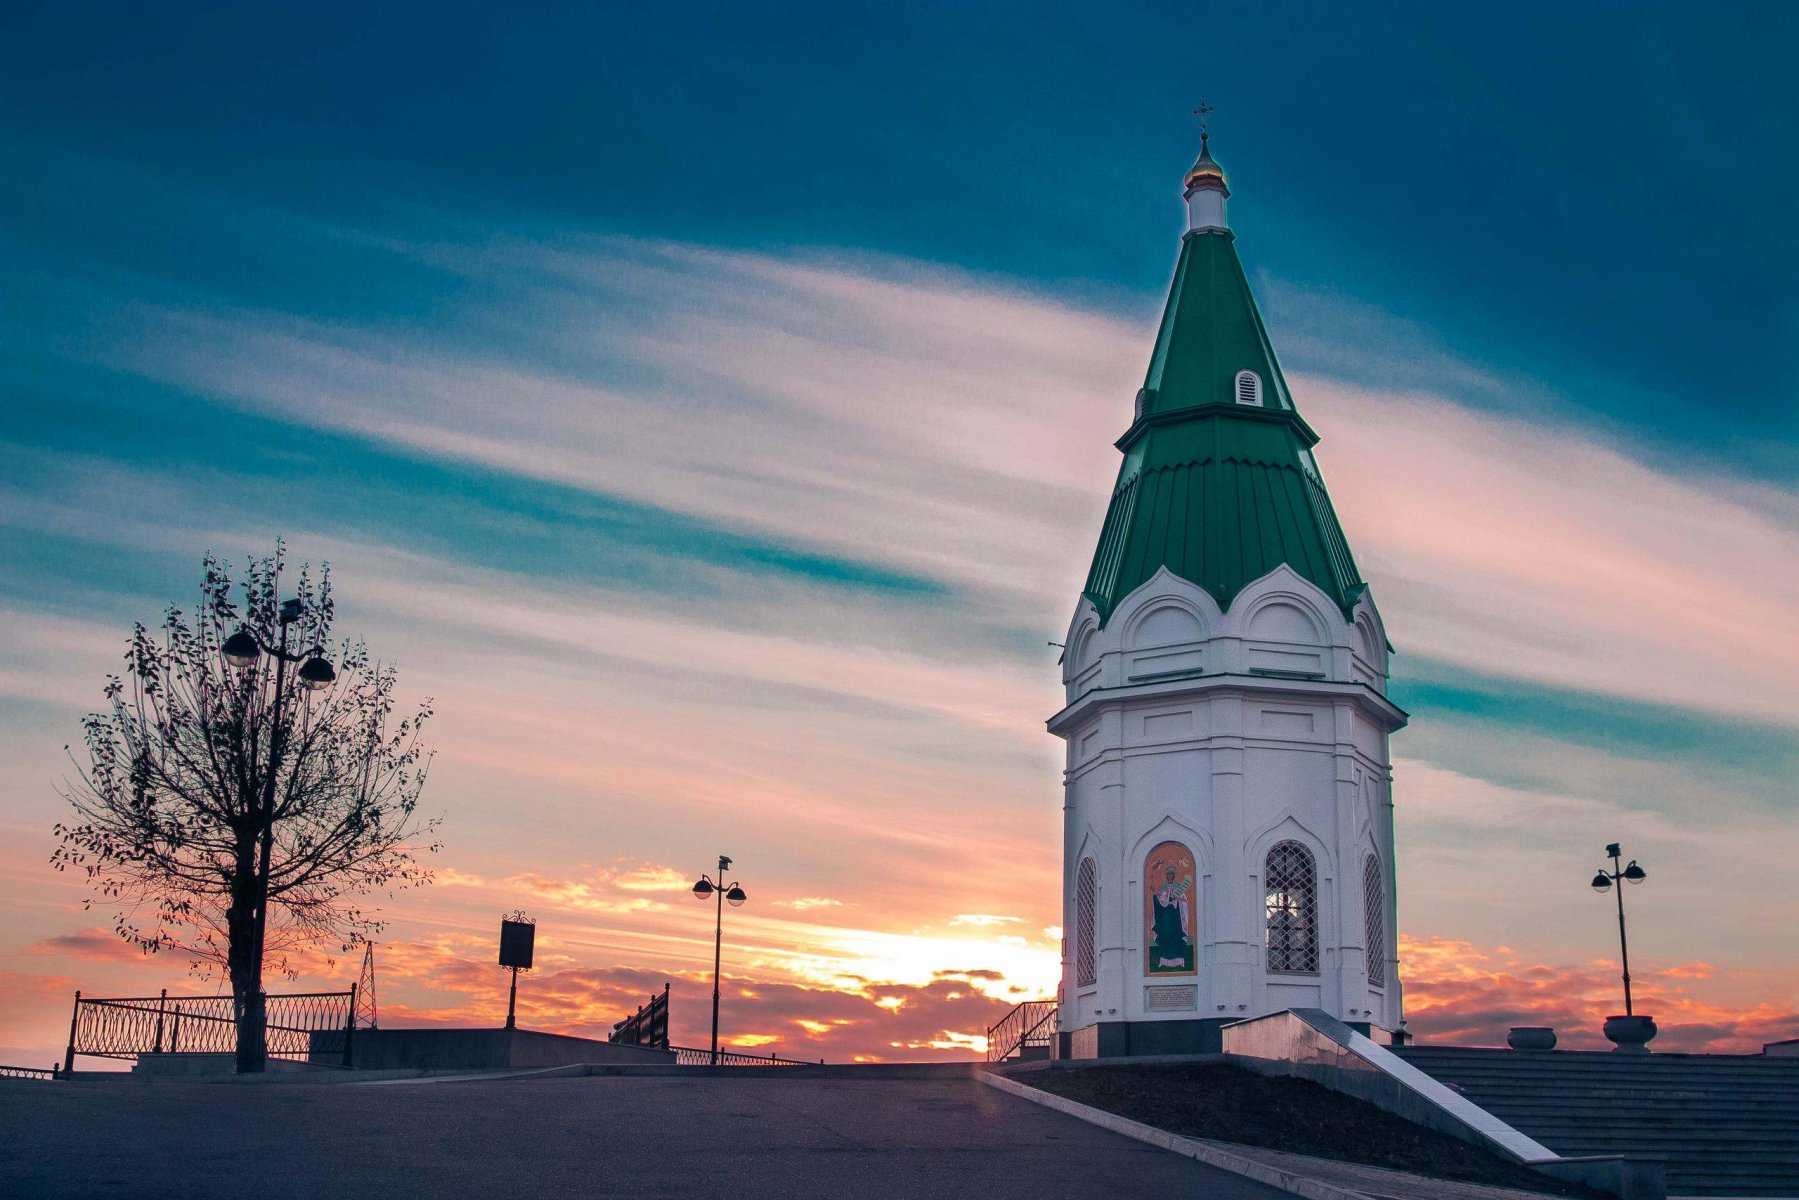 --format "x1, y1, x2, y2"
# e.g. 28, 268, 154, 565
1083, 228, 1366, 623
